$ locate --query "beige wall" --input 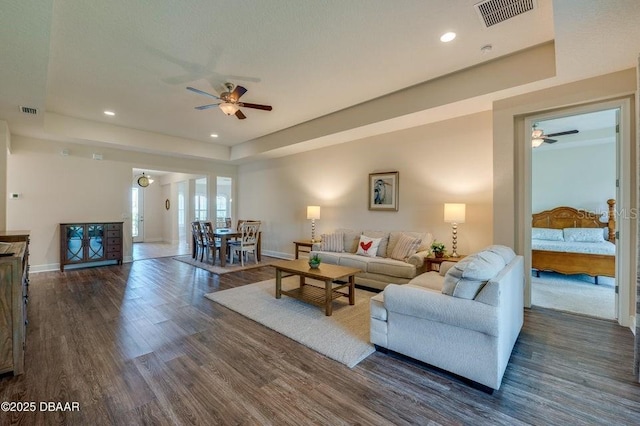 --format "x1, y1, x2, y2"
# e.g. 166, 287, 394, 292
238, 111, 494, 258
6, 135, 237, 270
